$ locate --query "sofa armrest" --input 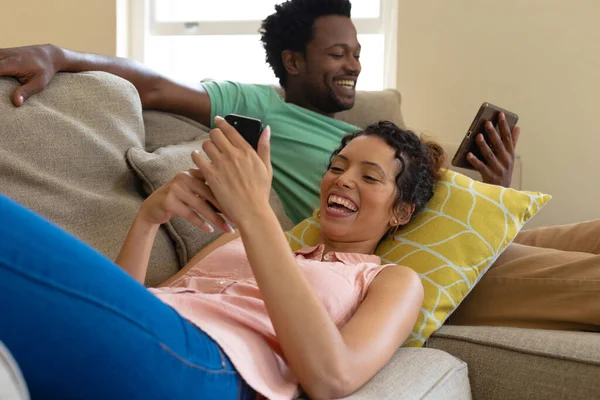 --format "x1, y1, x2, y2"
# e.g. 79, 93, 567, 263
337, 348, 470, 400
0, 72, 180, 286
